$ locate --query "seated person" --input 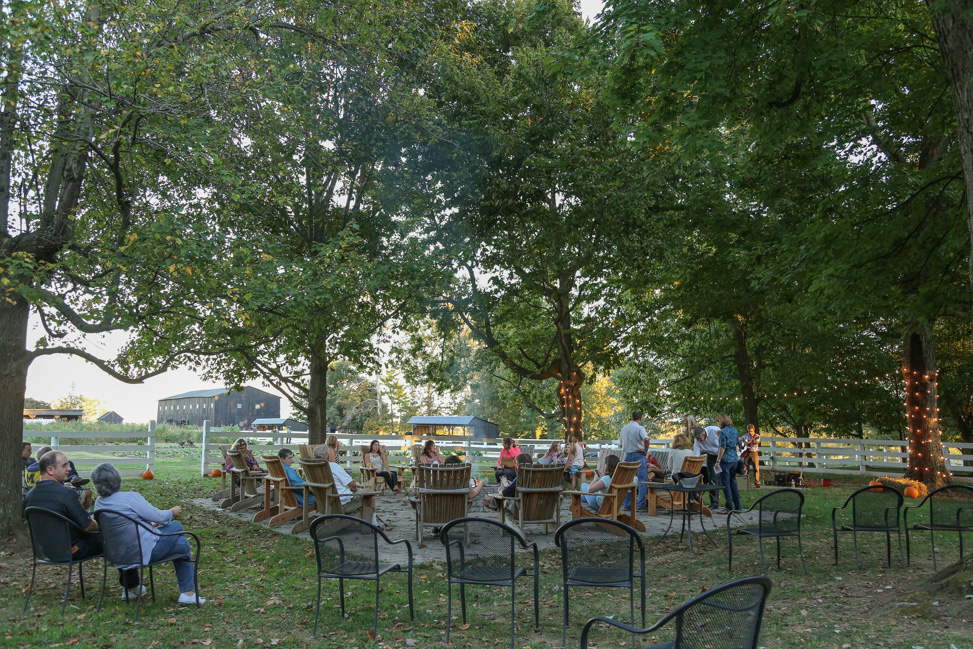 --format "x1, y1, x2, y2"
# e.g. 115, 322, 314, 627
666, 433, 697, 477
494, 437, 520, 481
364, 440, 400, 494
324, 435, 340, 462
419, 440, 444, 466
444, 455, 484, 500
329, 453, 365, 515
24, 447, 92, 507
23, 445, 52, 495
278, 448, 315, 508
580, 455, 620, 509
481, 453, 532, 511
22, 442, 33, 470
224, 438, 265, 475
24, 452, 142, 598
537, 440, 565, 466
91, 462, 204, 605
